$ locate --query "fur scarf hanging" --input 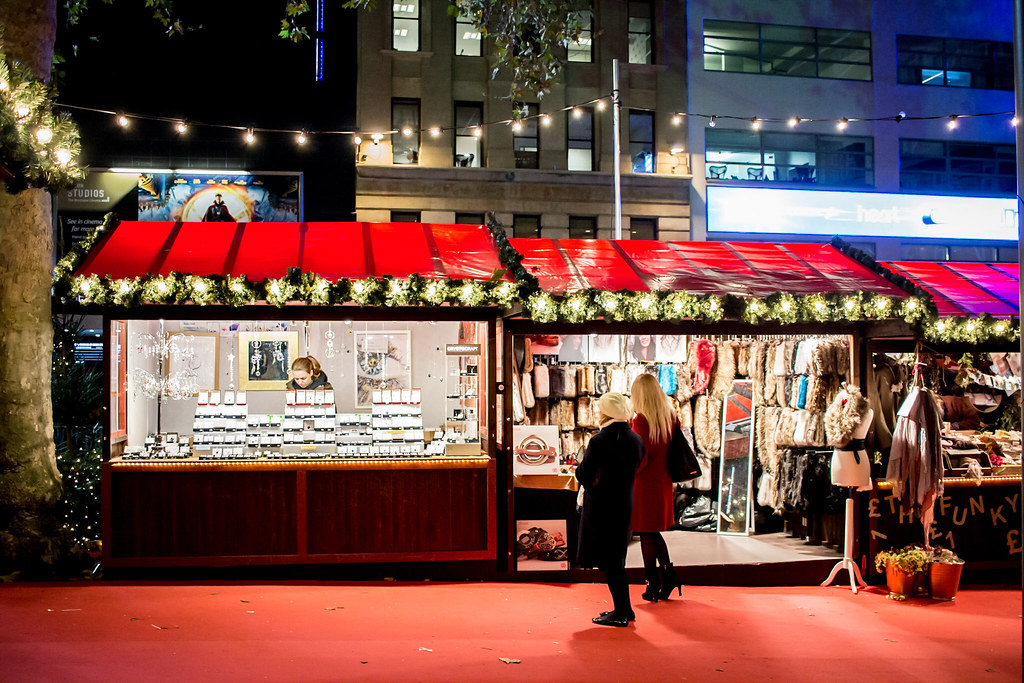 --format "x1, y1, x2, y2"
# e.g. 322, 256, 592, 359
675, 362, 694, 402
553, 399, 576, 431
548, 365, 566, 399
576, 396, 598, 429
533, 364, 550, 399
690, 339, 716, 395
609, 365, 627, 394
577, 365, 595, 395
671, 396, 693, 429
594, 365, 609, 395
737, 342, 751, 378
694, 394, 722, 458
528, 398, 549, 426
522, 372, 535, 409
825, 384, 869, 446
709, 341, 736, 399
